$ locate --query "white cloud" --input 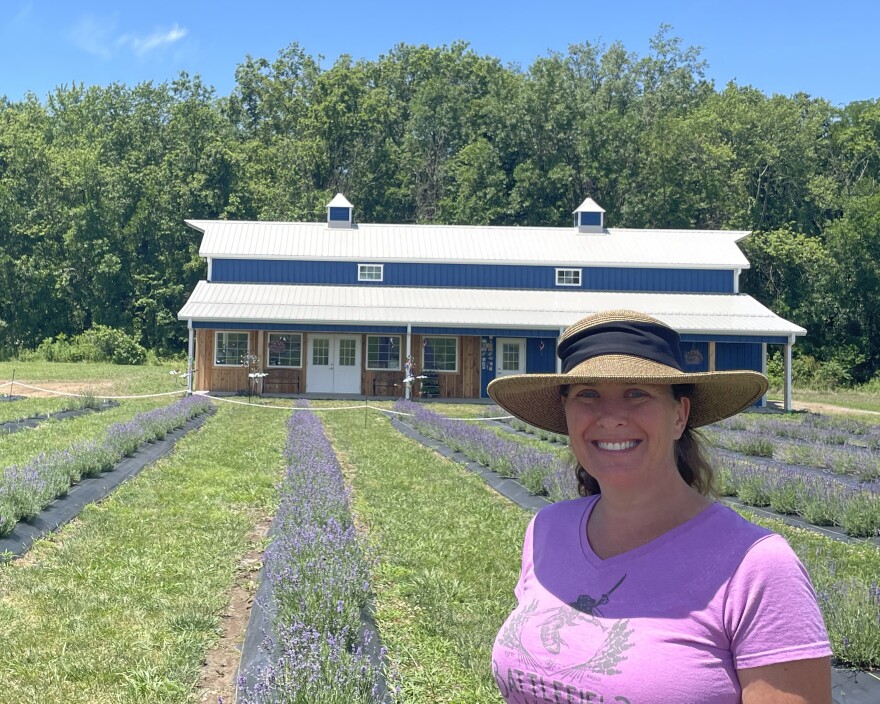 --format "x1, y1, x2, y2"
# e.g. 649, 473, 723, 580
116, 23, 188, 57
69, 16, 187, 60
69, 14, 117, 59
